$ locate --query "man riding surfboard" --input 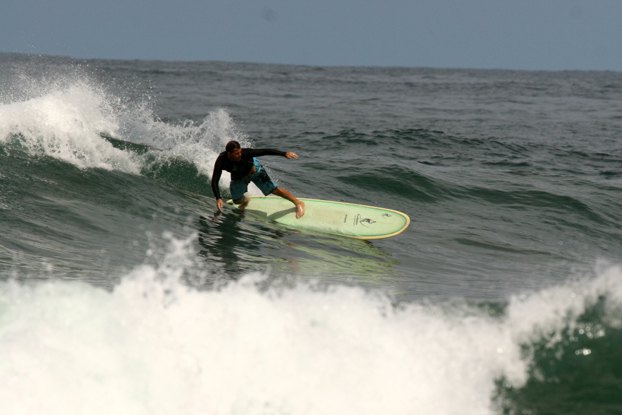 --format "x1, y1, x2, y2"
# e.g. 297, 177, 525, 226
211, 140, 305, 218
